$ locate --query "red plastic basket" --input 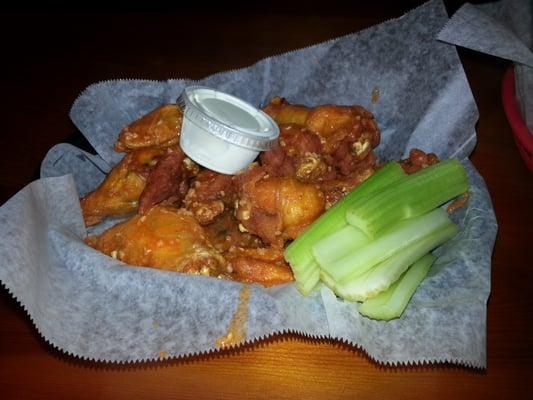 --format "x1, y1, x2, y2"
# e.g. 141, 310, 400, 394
501, 66, 533, 172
